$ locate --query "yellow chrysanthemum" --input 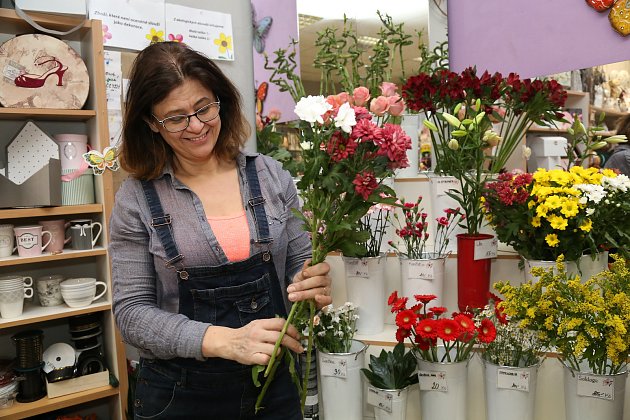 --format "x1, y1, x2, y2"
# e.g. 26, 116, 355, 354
547, 214, 568, 230
531, 216, 541, 227
146, 28, 164, 44
545, 195, 562, 209
560, 198, 580, 218
214, 33, 233, 54
579, 219, 592, 232
545, 233, 559, 247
